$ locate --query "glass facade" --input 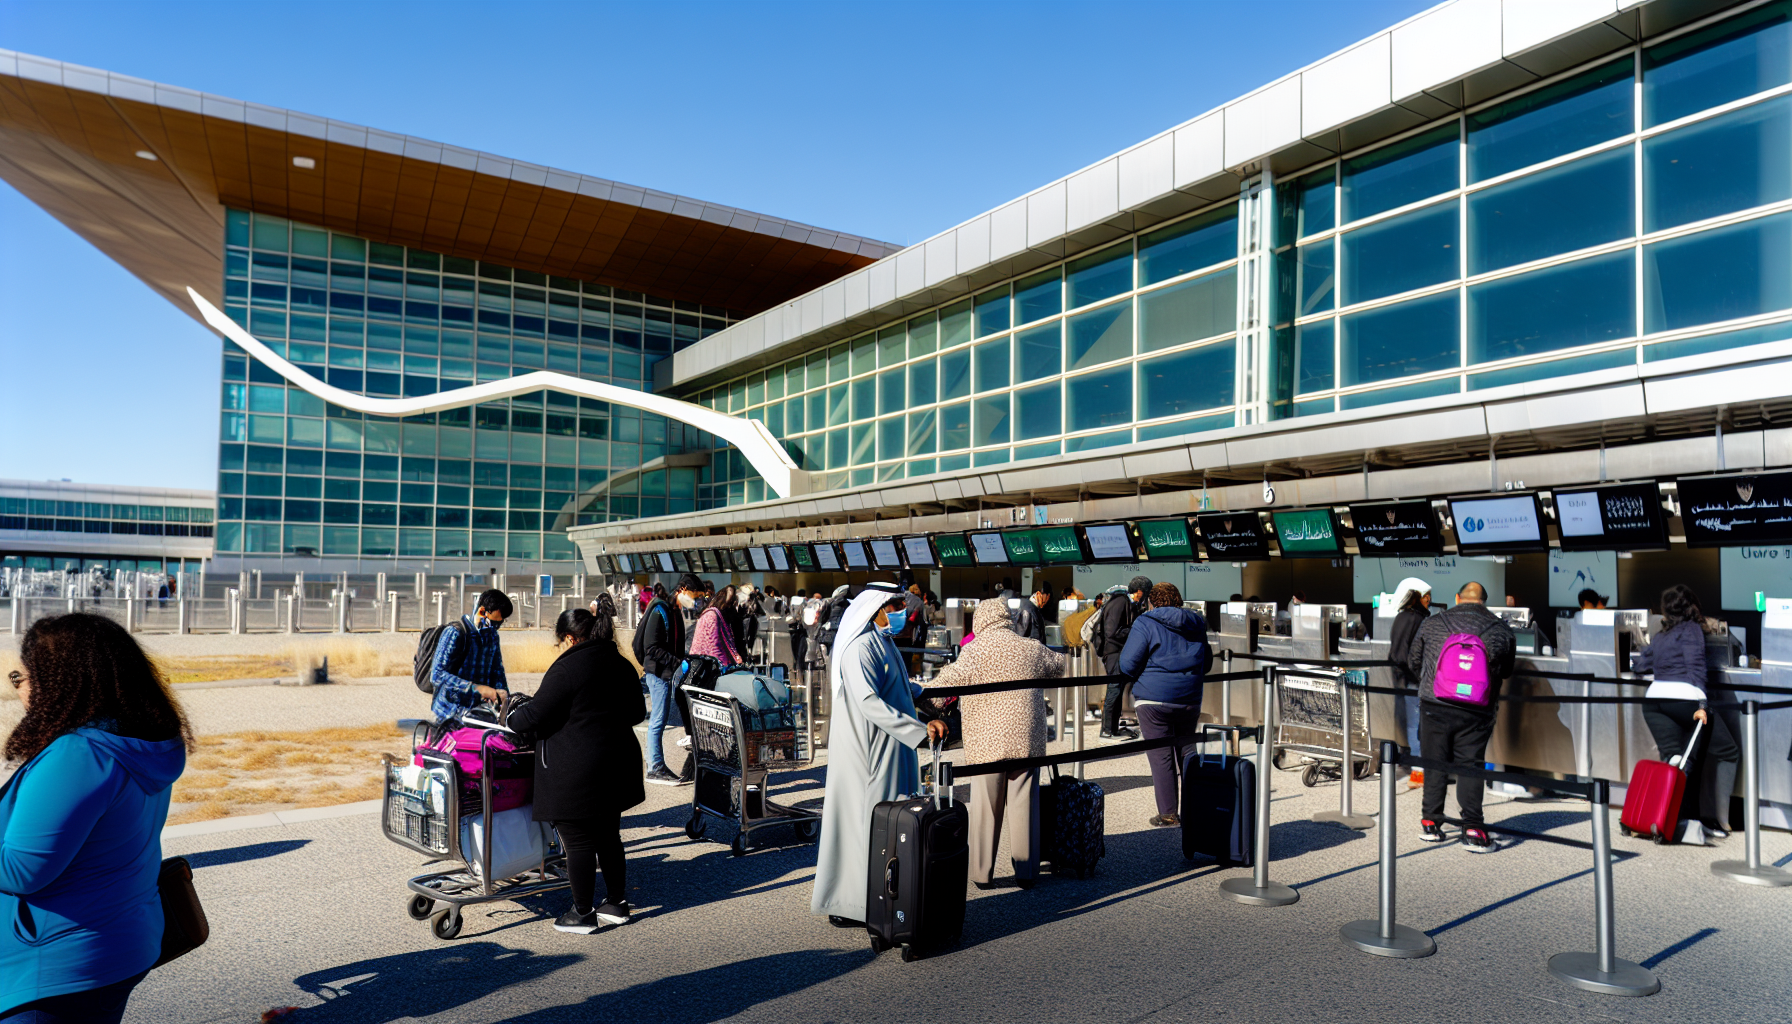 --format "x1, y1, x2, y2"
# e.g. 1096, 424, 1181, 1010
689, 2, 1792, 506
214, 210, 739, 566
0, 498, 213, 537
1279, 0, 1792, 415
